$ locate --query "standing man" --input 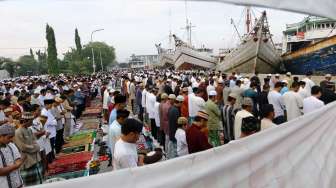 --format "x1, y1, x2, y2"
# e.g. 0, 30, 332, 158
129, 79, 136, 114
180, 87, 189, 118
234, 97, 254, 139
136, 83, 144, 122
186, 111, 212, 154
175, 117, 189, 157
230, 80, 244, 109
268, 82, 286, 124
41, 99, 57, 163
302, 71, 315, 96
113, 118, 144, 170
109, 95, 127, 126
215, 81, 224, 107
159, 93, 170, 150
303, 86, 325, 114
260, 104, 276, 130
0, 124, 25, 188
15, 112, 43, 186
223, 93, 237, 143
167, 95, 184, 159
320, 74, 335, 92
147, 88, 158, 140
204, 91, 221, 147
282, 82, 303, 121
108, 109, 130, 159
